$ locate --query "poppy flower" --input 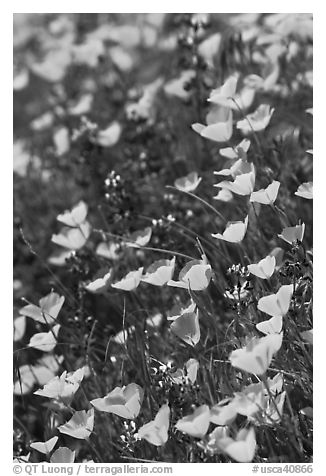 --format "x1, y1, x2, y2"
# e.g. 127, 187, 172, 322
142, 257, 176, 286
111, 267, 144, 291
136, 404, 170, 446
214, 157, 254, 178
34, 368, 84, 405
91, 383, 144, 419
167, 258, 212, 291
170, 309, 200, 347
58, 408, 94, 440
210, 399, 238, 426
213, 189, 233, 202
48, 250, 74, 267
170, 358, 199, 385
192, 106, 233, 143
51, 222, 91, 250
258, 284, 293, 317
174, 172, 202, 192
236, 104, 274, 134
96, 242, 120, 260
248, 255, 276, 279
250, 181, 280, 205
218, 427, 256, 462
229, 333, 283, 375
90, 121, 121, 147
208, 75, 238, 108
85, 271, 112, 294
19, 291, 65, 324
175, 405, 210, 438
125, 227, 152, 248
256, 315, 283, 335
219, 139, 251, 160
215, 169, 255, 196
57, 201, 88, 227
295, 182, 313, 200
30, 436, 58, 454
278, 223, 305, 244
28, 324, 60, 352
212, 216, 248, 243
